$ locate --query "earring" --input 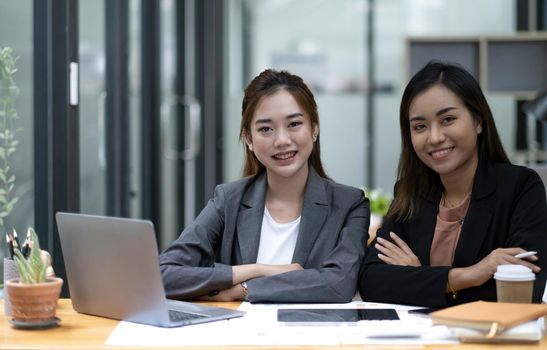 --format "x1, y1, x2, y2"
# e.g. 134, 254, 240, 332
313, 134, 318, 142
247, 143, 253, 151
